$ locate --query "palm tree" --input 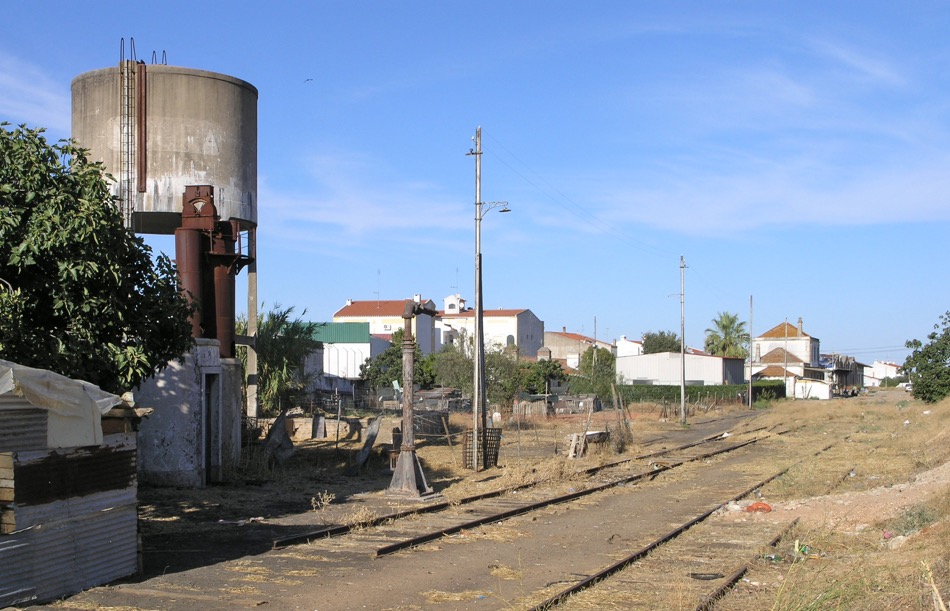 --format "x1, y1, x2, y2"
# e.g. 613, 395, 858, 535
704, 311, 749, 358
236, 304, 320, 416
